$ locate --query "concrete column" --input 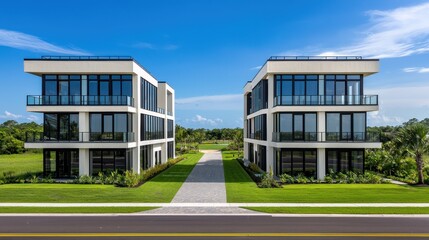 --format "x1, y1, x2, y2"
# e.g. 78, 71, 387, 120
243, 142, 248, 161
133, 146, 140, 173
317, 148, 326, 180
317, 111, 325, 141
79, 149, 89, 176
79, 112, 89, 142
266, 146, 274, 174
161, 142, 167, 163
